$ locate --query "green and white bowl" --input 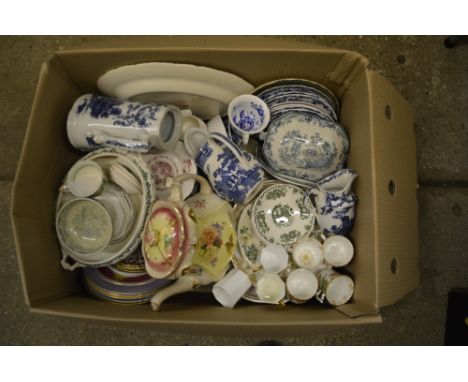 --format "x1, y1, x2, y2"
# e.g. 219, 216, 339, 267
251, 183, 315, 247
